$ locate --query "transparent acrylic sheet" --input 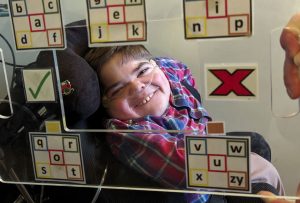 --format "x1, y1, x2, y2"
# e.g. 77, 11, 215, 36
0, 127, 298, 201
3, 1, 298, 201
0, 48, 13, 119
0, 33, 297, 203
